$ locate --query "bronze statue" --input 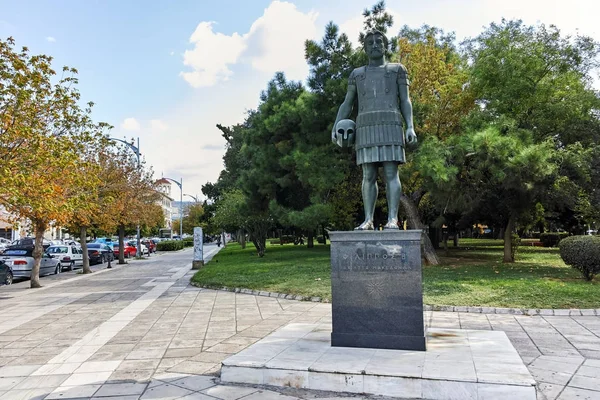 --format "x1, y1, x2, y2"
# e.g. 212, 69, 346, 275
332, 30, 417, 230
